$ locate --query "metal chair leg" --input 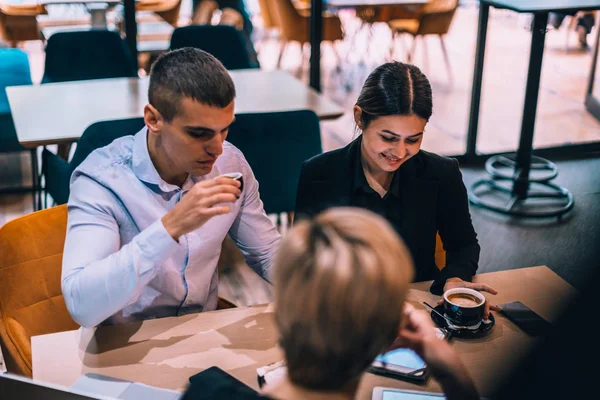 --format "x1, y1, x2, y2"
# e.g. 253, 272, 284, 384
408, 35, 418, 63
421, 35, 429, 71
277, 41, 287, 69
439, 35, 453, 82
30, 148, 41, 211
